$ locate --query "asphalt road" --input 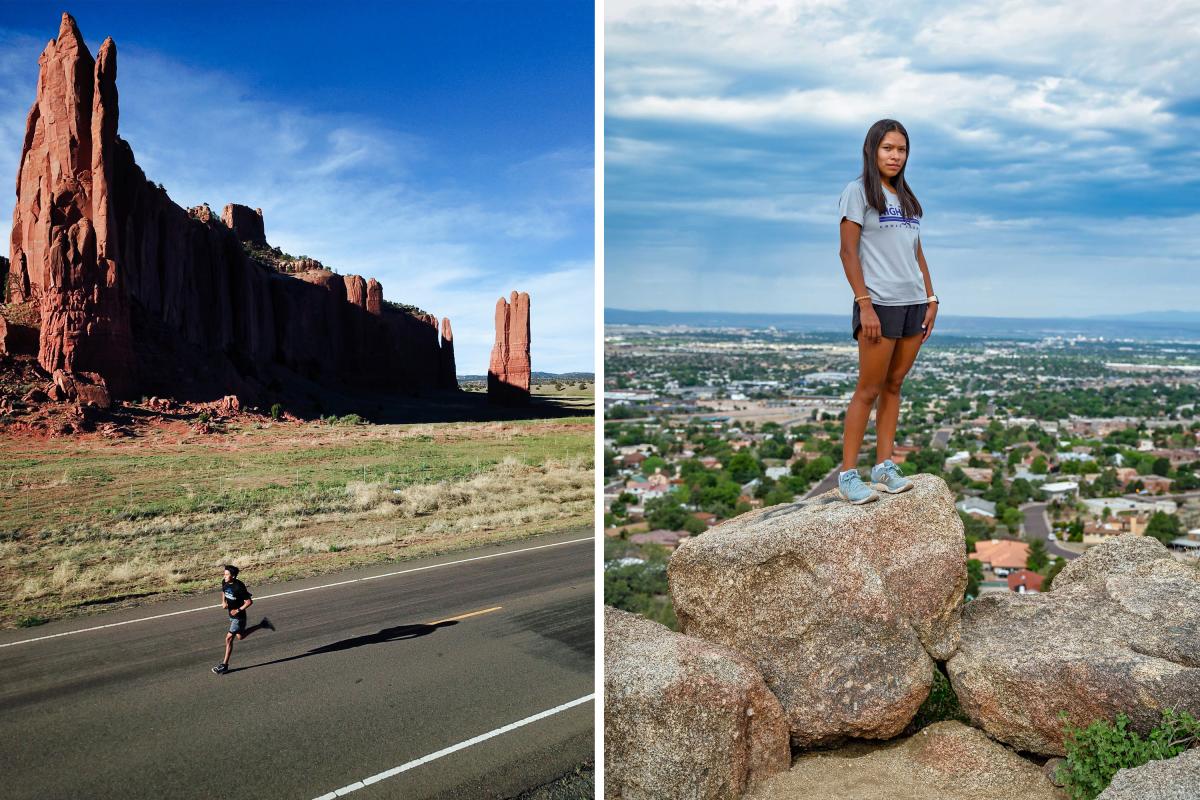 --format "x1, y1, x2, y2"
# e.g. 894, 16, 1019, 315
0, 531, 594, 800
804, 466, 841, 499
1020, 502, 1079, 560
